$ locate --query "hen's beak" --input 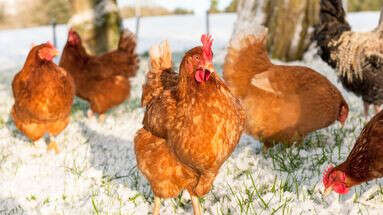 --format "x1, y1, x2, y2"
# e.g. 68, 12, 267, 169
204, 62, 215, 73
51, 48, 60, 57
323, 186, 333, 197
